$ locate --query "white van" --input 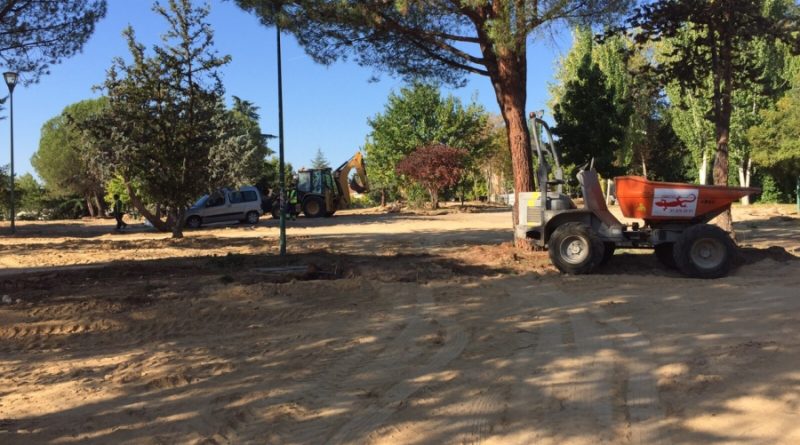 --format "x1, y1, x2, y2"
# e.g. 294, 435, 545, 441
184, 186, 263, 228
